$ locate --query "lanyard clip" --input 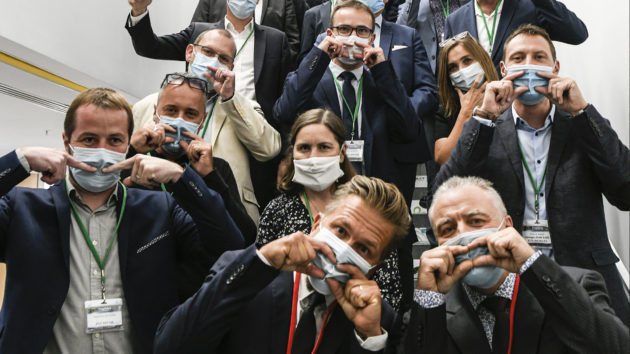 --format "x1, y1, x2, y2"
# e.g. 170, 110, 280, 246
101, 270, 106, 302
